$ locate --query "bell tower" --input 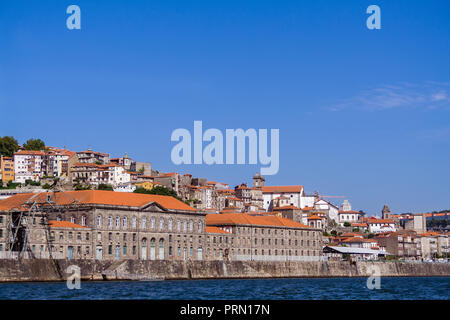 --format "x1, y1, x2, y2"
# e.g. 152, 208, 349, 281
382, 204, 391, 219
252, 173, 265, 188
